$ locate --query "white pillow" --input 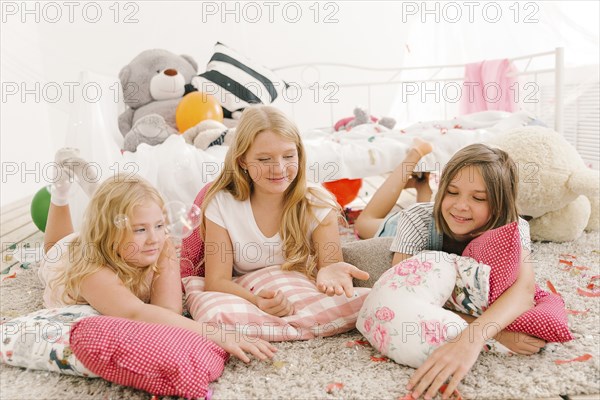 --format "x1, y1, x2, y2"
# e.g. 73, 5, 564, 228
357, 251, 481, 368
1, 305, 100, 376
